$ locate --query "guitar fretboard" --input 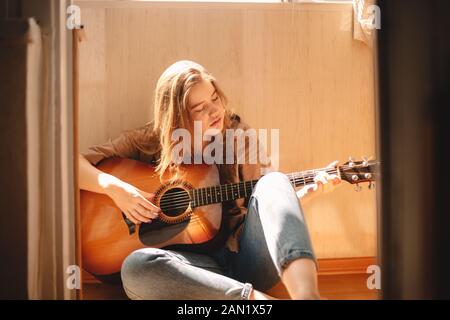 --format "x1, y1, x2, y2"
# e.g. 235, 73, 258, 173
190, 168, 337, 207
